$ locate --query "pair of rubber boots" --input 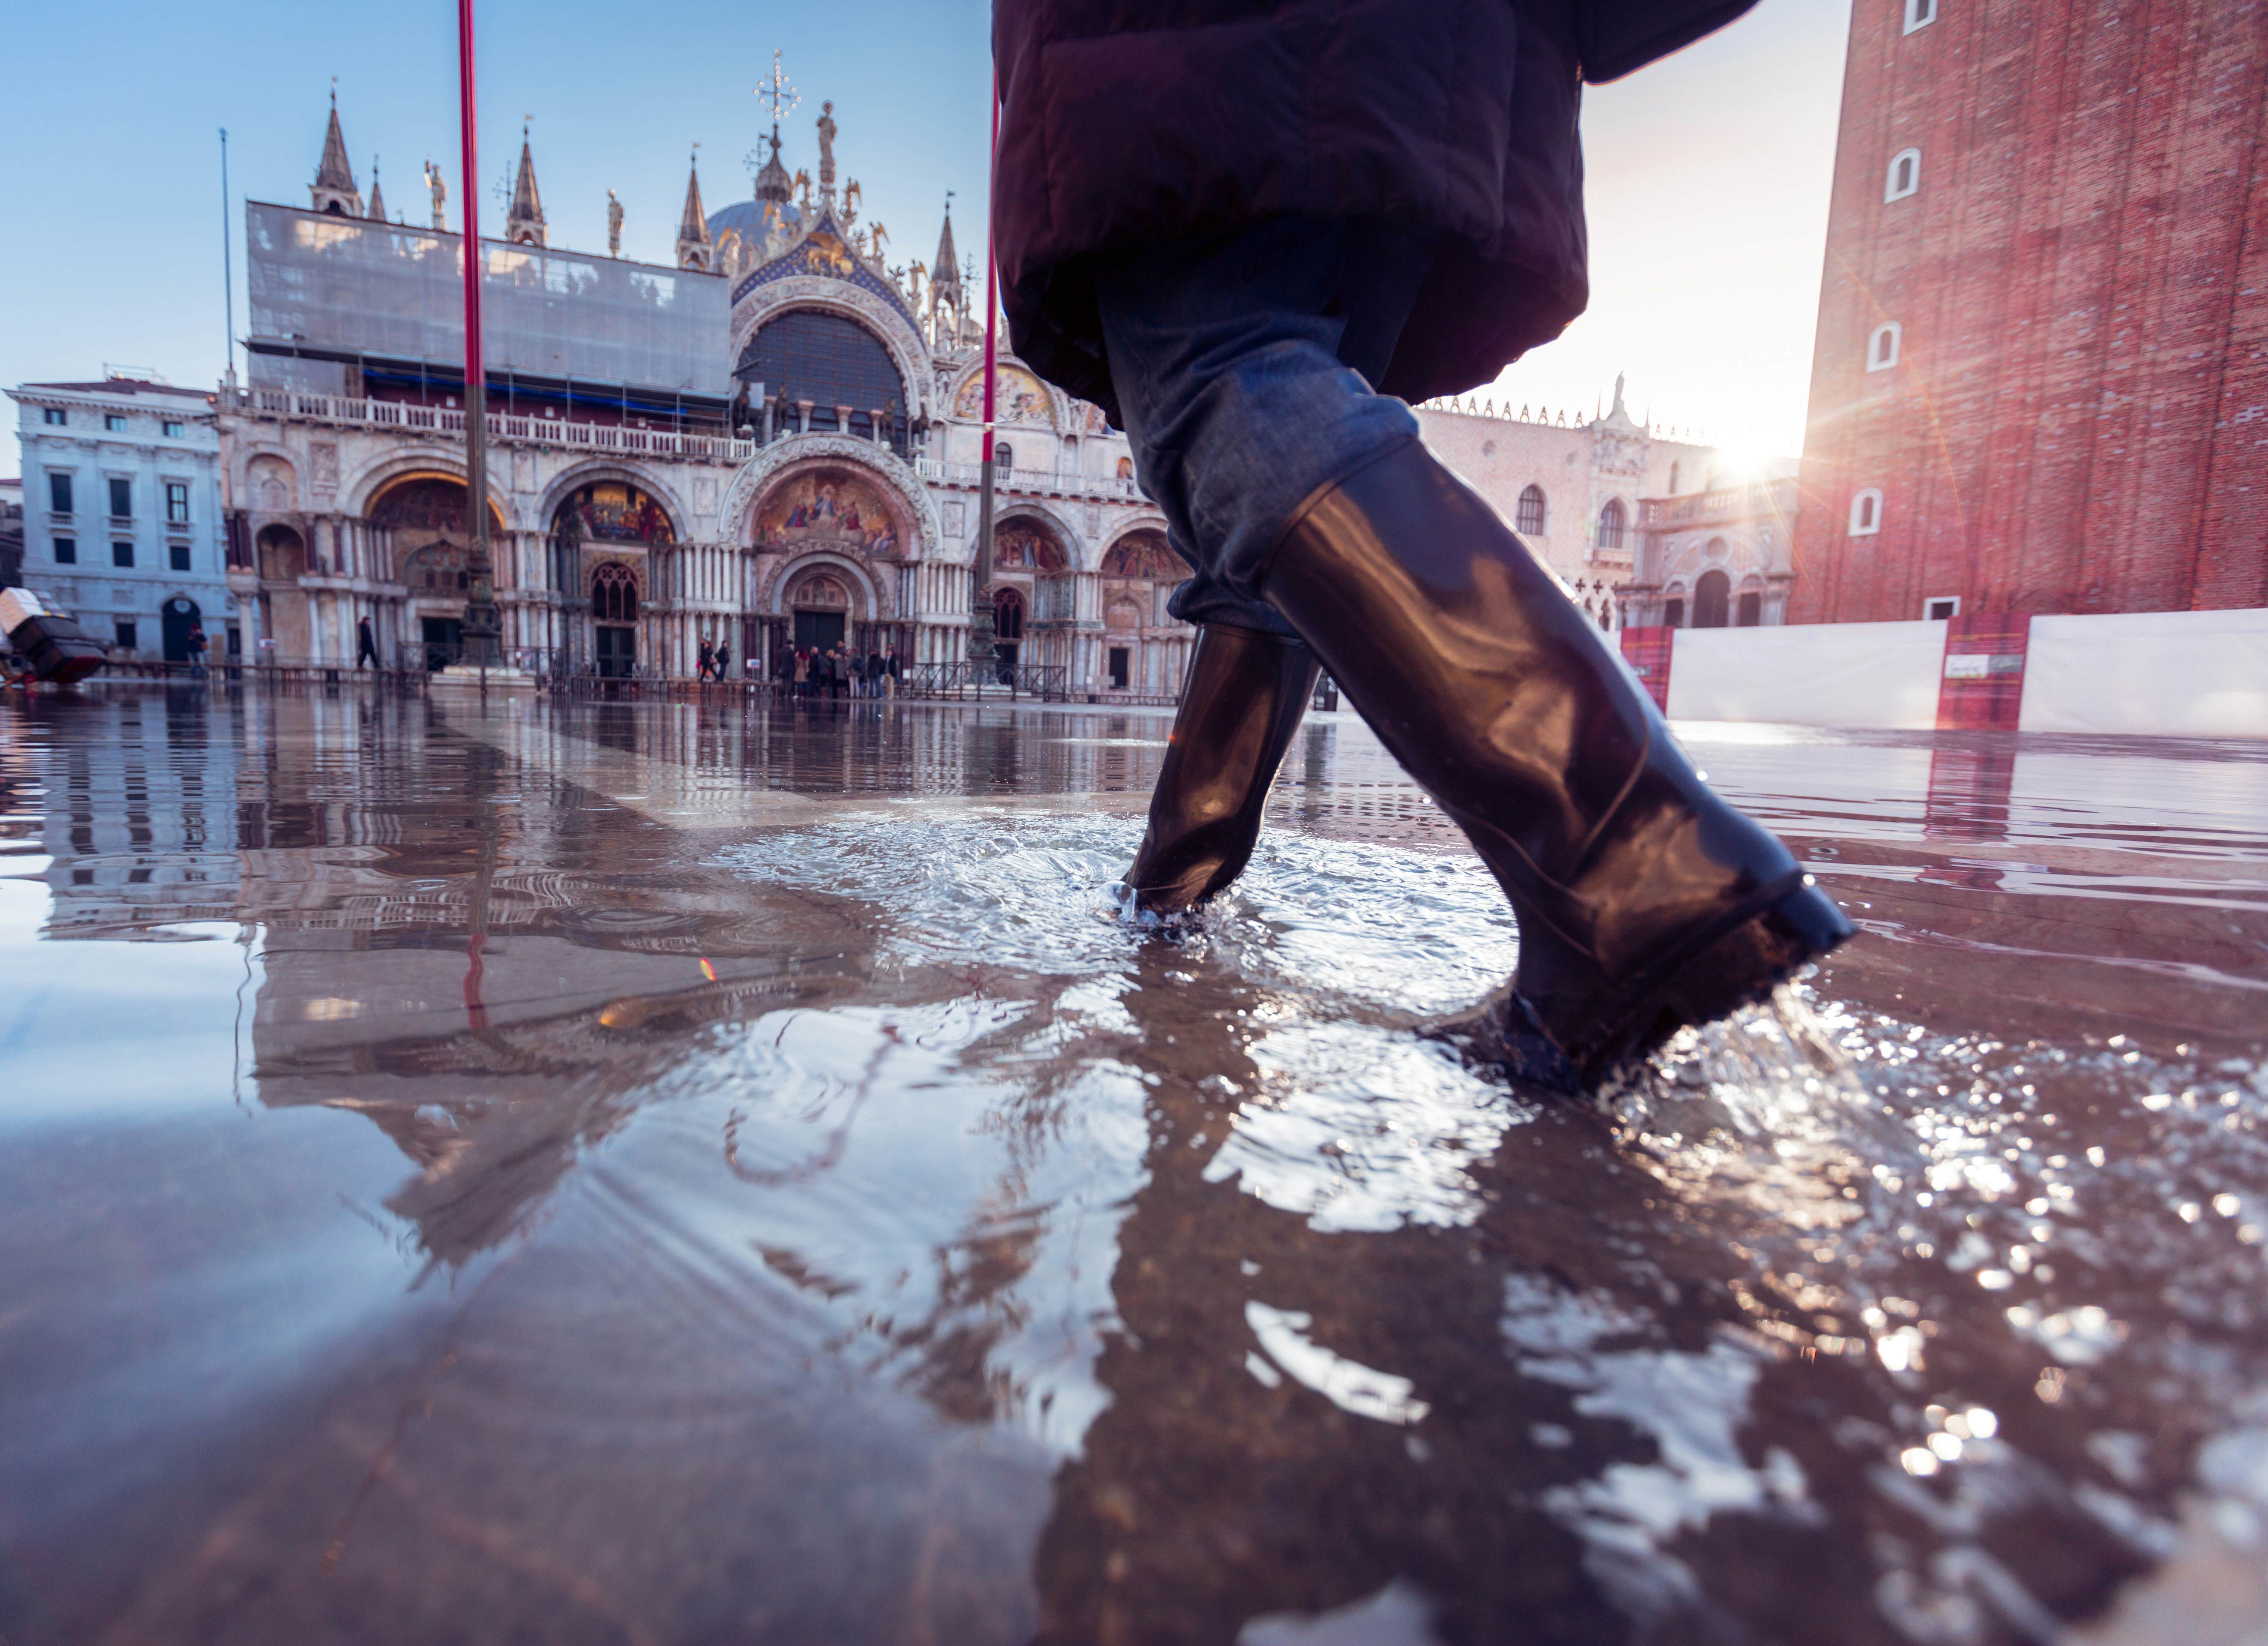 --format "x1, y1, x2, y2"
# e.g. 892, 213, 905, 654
1120, 438, 1851, 1090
